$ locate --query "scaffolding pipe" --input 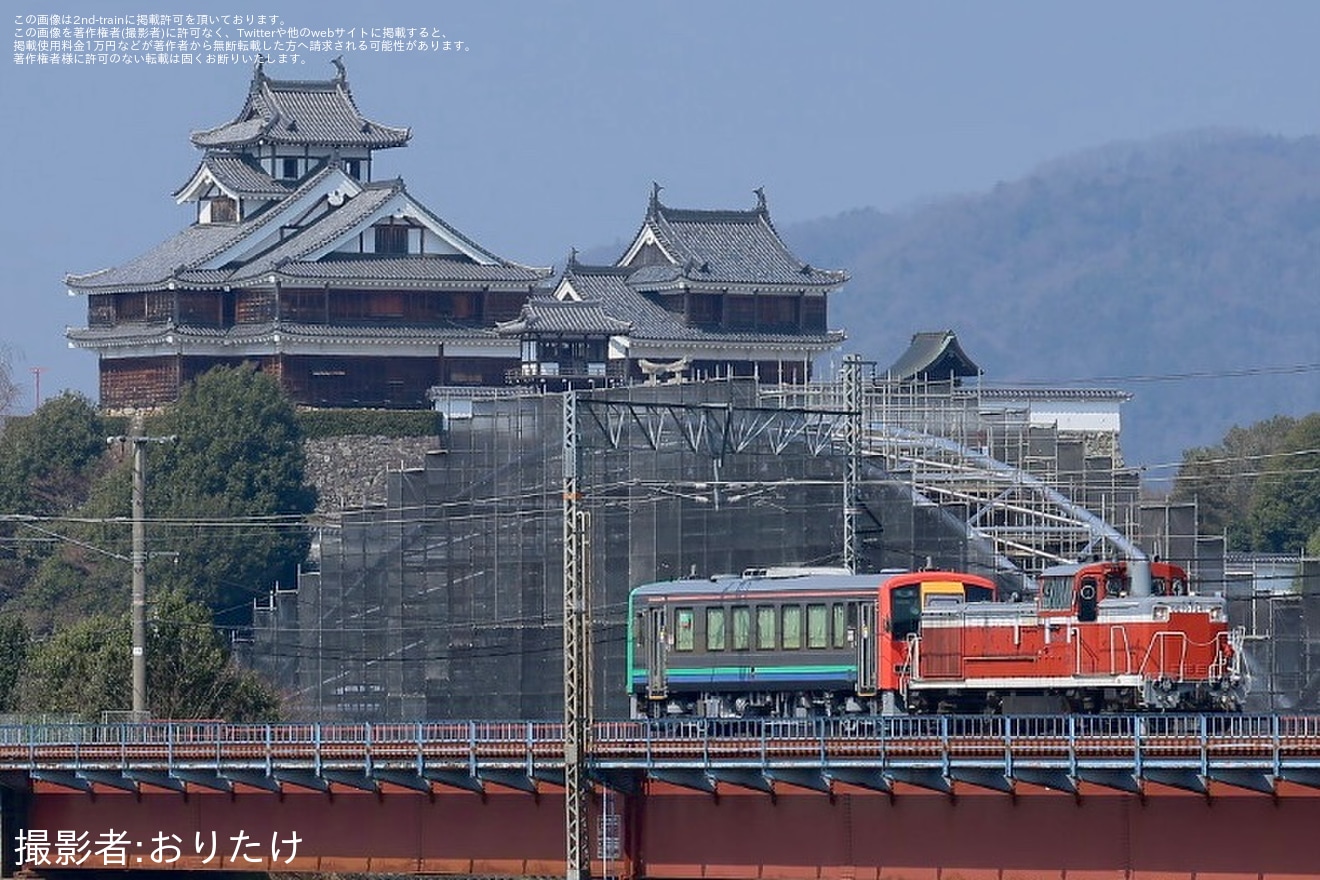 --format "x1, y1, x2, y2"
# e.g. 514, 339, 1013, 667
873, 427, 1148, 565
